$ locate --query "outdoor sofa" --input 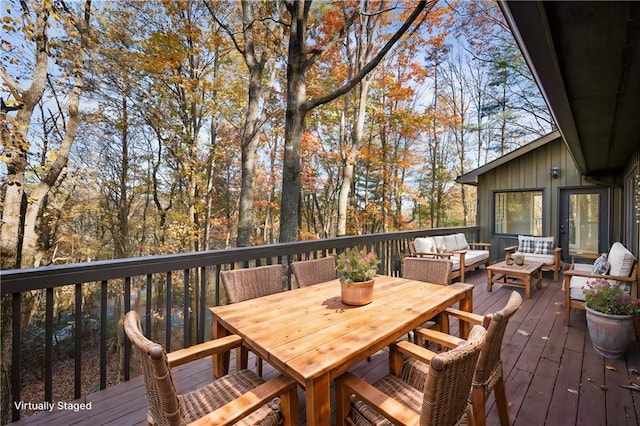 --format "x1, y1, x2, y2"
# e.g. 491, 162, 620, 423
409, 233, 490, 282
